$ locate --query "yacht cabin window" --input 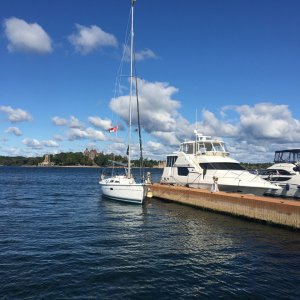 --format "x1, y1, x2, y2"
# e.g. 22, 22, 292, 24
166, 156, 178, 167
180, 143, 194, 154
177, 167, 189, 176
199, 162, 245, 170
